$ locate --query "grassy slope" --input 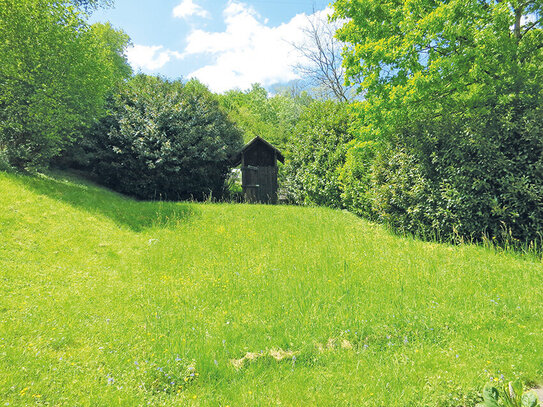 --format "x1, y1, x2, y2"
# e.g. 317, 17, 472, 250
1, 171, 543, 406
